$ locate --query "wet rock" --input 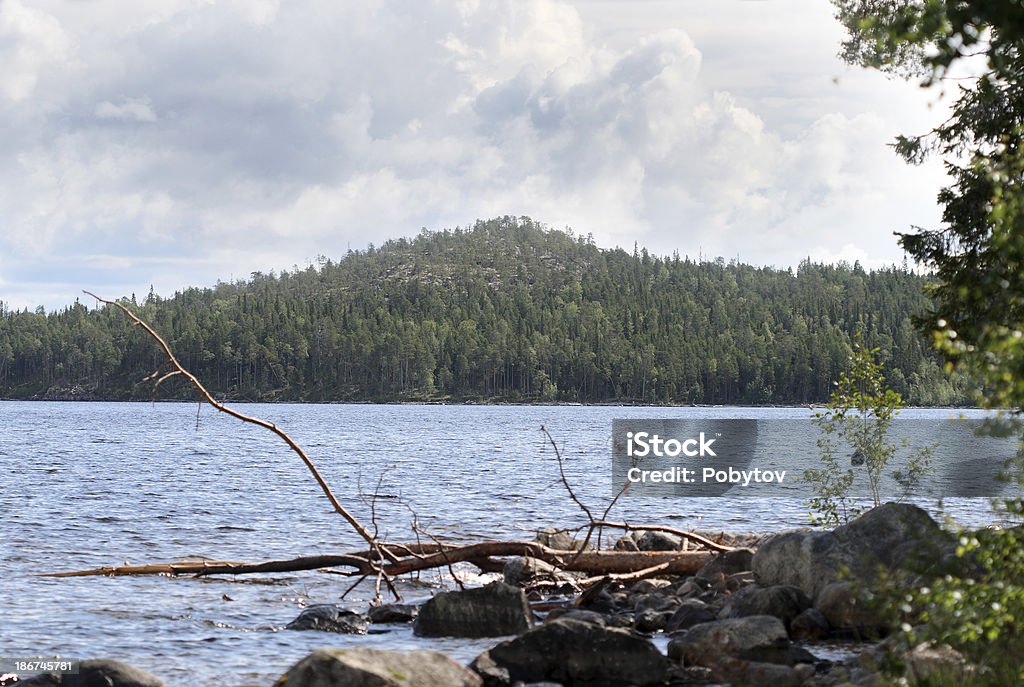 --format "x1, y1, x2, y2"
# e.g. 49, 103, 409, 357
471, 617, 669, 686
16, 660, 168, 687
633, 608, 671, 633
665, 599, 717, 632
718, 584, 812, 630
790, 607, 831, 641
668, 615, 813, 666
277, 647, 482, 687
635, 531, 681, 551
414, 581, 532, 638
287, 605, 370, 634
368, 603, 420, 624
753, 503, 953, 603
